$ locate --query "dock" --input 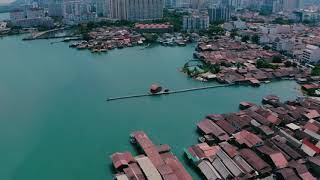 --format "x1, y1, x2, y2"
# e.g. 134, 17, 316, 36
106, 84, 234, 101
